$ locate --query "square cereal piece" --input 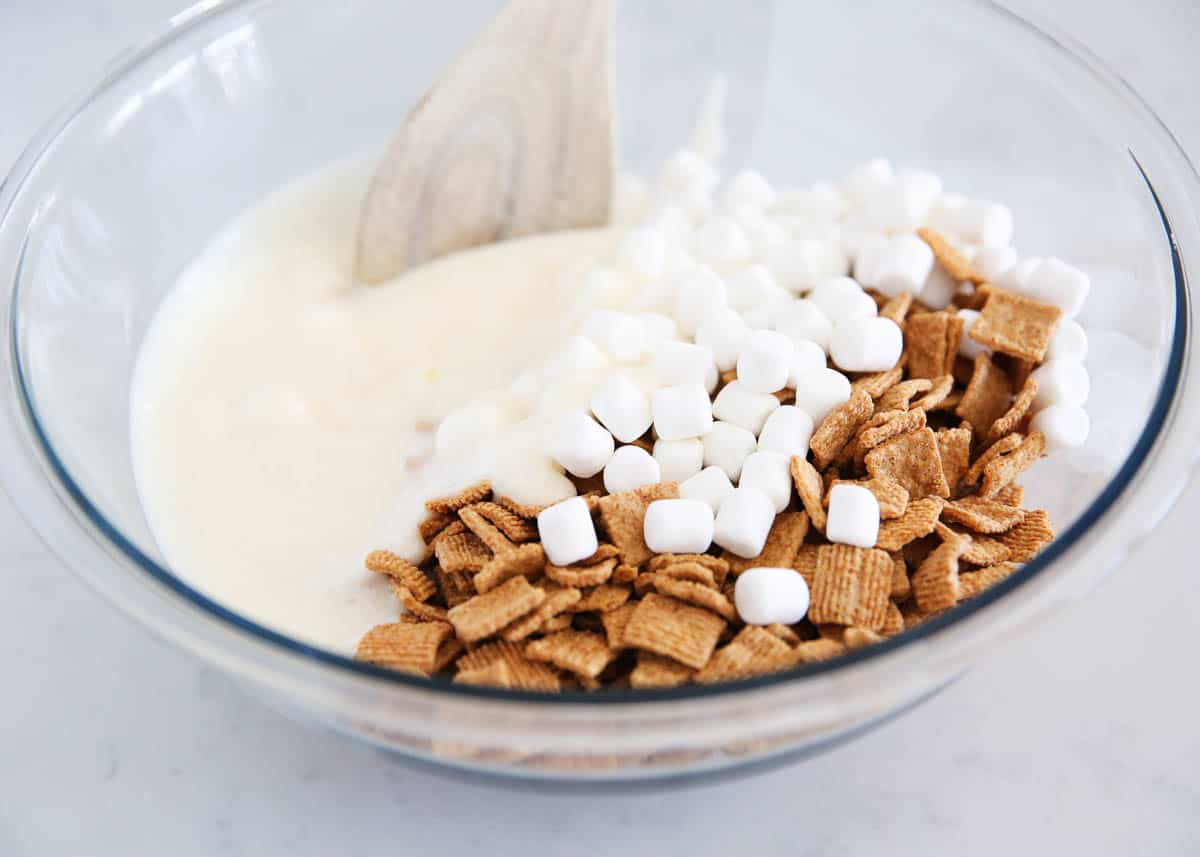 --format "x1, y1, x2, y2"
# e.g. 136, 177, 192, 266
875, 497, 946, 552
864, 428, 951, 499
417, 511, 458, 545
466, 501, 539, 542
622, 593, 727, 670
596, 492, 654, 566
964, 433, 1023, 486
942, 496, 1026, 533
955, 353, 1014, 439
630, 651, 695, 689
999, 509, 1055, 561
879, 292, 914, 324
454, 639, 561, 691
546, 556, 618, 587
968, 286, 1062, 362
905, 311, 964, 379
793, 544, 820, 587
458, 505, 518, 554
694, 627, 793, 684
935, 425, 973, 498
911, 535, 968, 614
355, 621, 453, 674
571, 582, 632, 613
877, 378, 933, 412
842, 626, 884, 650
959, 561, 1020, 599
881, 602, 905, 636
856, 408, 927, 453
392, 582, 450, 622
474, 542, 546, 593
655, 561, 718, 588
993, 482, 1025, 507
446, 576, 546, 643
453, 658, 515, 688
912, 374, 955, 412
828, 478, 909, 520
810, 388, 875, 469
790, 638, 848, 664
601, 601, 639, 649
425, 480, 492, 515
500, 585, 582, 641
652, 576, 737, 621
979, 432, 1046, 498
434, 531, 492, 574
432, 636, 466, 673
791, 456, 828, 532
648, 553, 730, 583
987, 375, 1038, 443
890, 553, 911, 601
525, 630, 616, 679
726, 512, 809, 573
917, 227, 986, 284
851, 366, 904, 399
365, 550, 438, 602
959, 534, 1013, 566
809, 544, 893, 631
